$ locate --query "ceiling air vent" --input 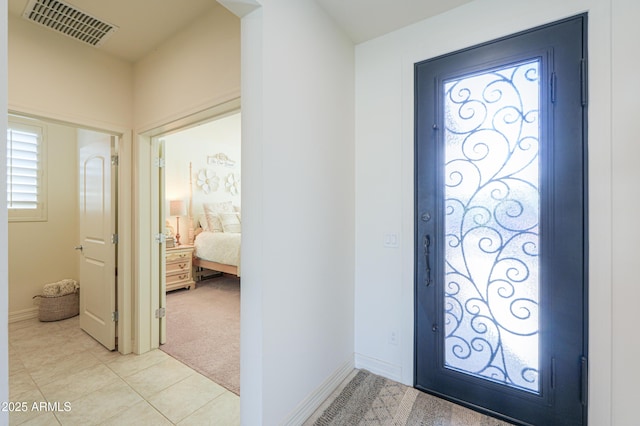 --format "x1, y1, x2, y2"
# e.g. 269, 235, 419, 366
22, 0, 118, 47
